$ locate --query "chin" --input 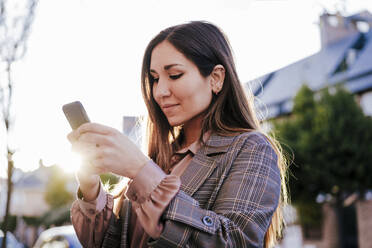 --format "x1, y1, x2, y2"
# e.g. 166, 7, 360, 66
167, 117, 184, 127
